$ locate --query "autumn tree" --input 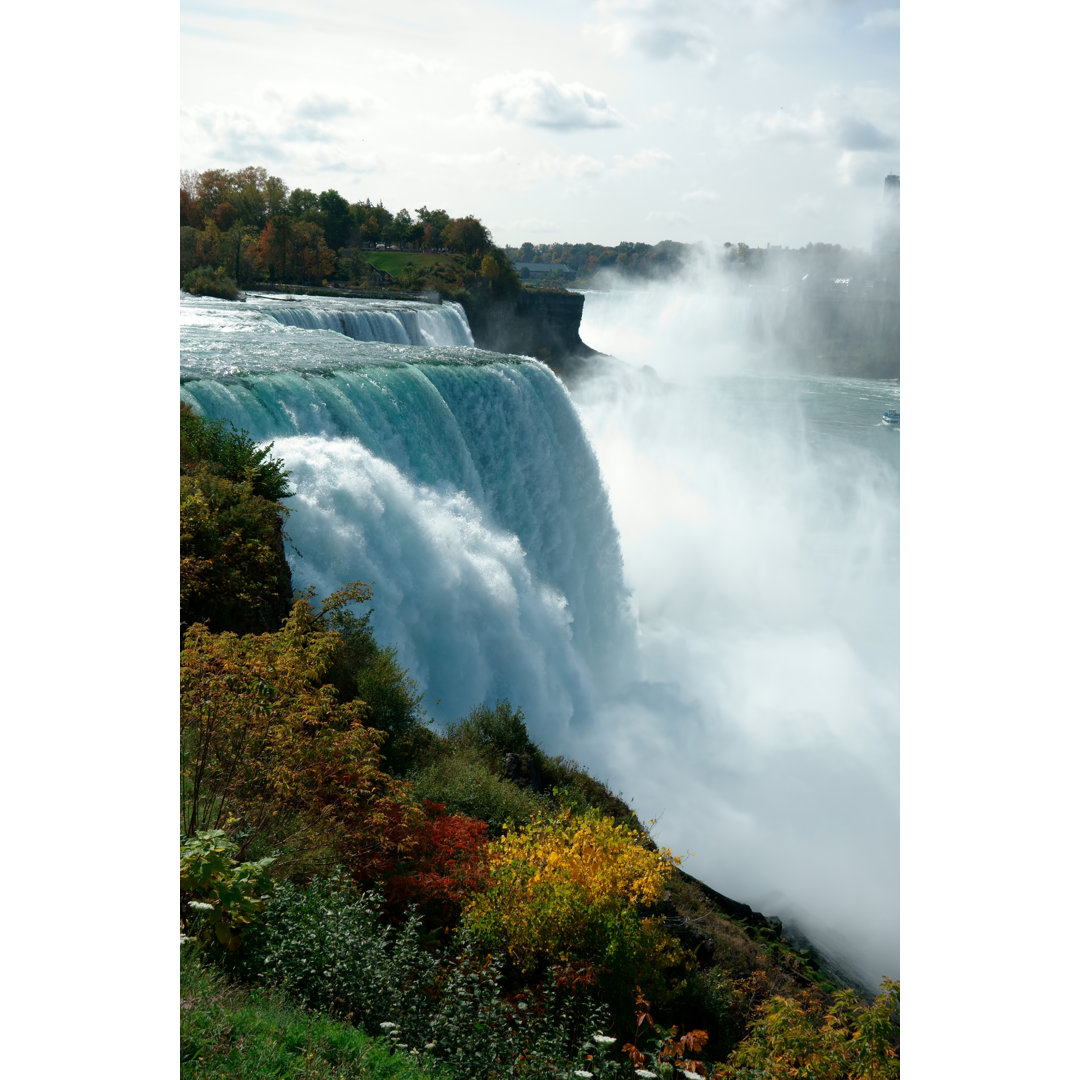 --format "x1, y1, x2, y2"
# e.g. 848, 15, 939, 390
180, 584, 422, 878
443, 215, 492, 257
